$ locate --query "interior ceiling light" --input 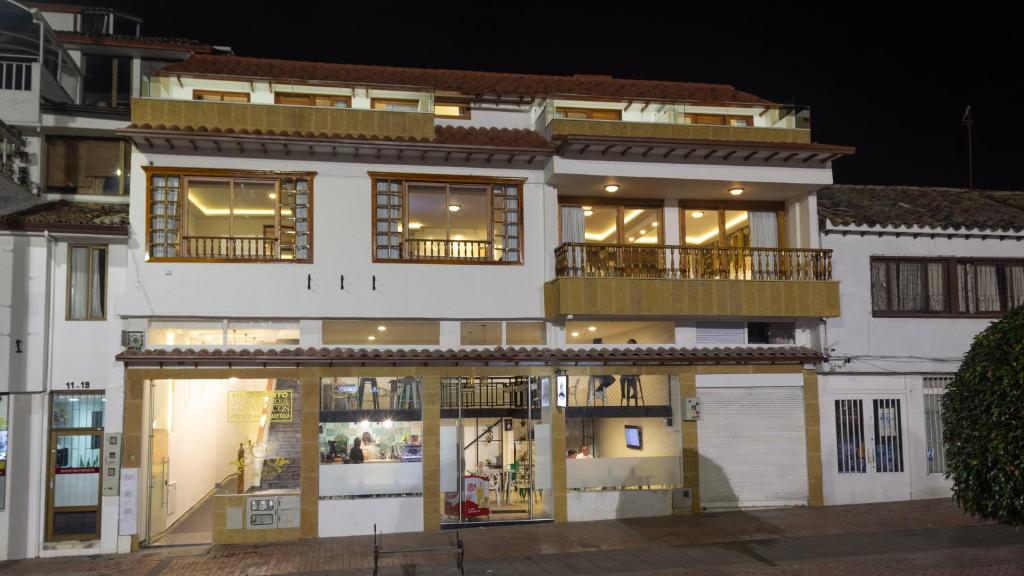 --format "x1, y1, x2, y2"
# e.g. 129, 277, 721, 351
588, 326, 597, 332
571, 331, 580, 337
408, 222, 423, 230
692, 211, 705, 219
583, 209, 594, 217
269, 192, 277, 199
729, 187, 744, 196
604, 184, 620, 193
377, 325, 387, 332
652, 222, 658, 227
367, 335, 376, 341
639, 229, 646, 235
448, 204, 461, 212
628, 237, 635, 242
